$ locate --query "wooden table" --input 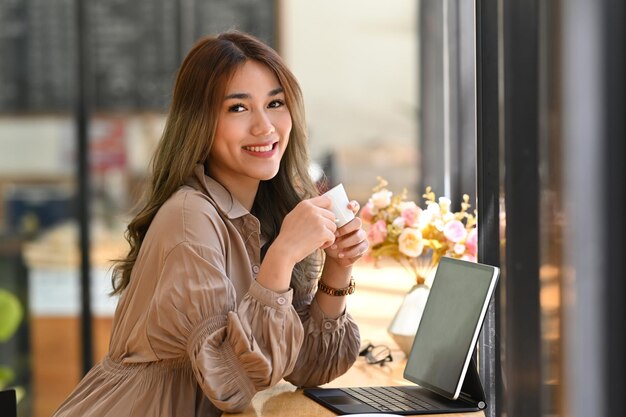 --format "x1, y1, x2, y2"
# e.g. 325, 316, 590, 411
223, 351, 485, 417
